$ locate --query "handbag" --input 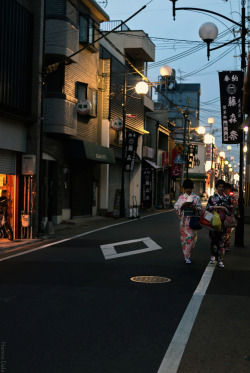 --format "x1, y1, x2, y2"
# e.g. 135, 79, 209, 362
189, 216, 202, 230
224, 214, 237, 228
200, 210, 214, 229
211, 211, 222, 232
